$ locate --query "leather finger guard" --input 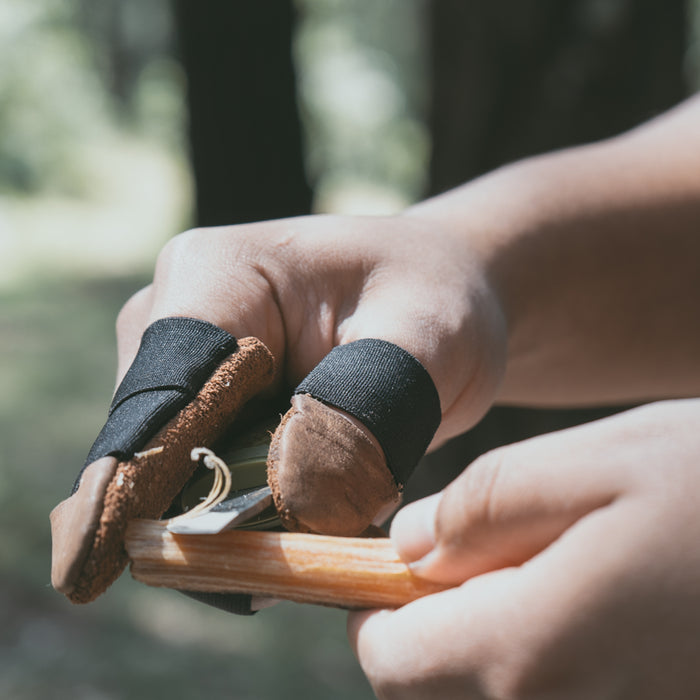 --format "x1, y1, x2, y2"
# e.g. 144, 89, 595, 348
50, 317, 275, 606
268, 338, 441, 536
